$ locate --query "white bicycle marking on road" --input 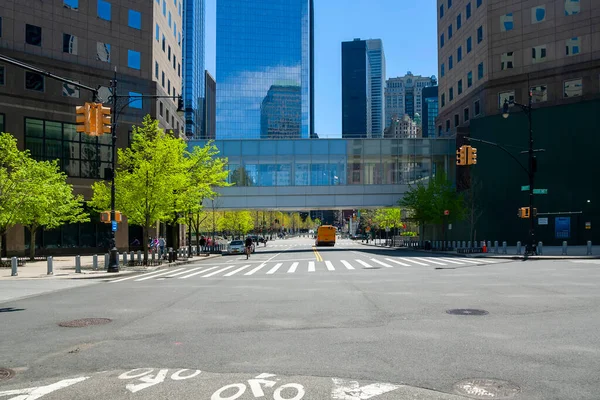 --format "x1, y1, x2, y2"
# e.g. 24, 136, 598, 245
331, 377, 401, 399
211, 373, 305, 400
118, 368, 201, 393
0, 376, 89, 399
